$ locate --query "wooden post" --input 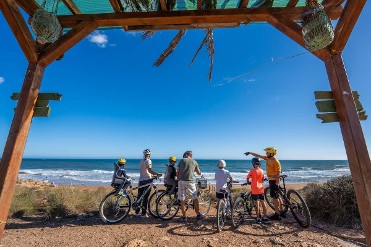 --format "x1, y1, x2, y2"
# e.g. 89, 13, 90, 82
325, 54, 371, 246
0, 62, 45, 239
